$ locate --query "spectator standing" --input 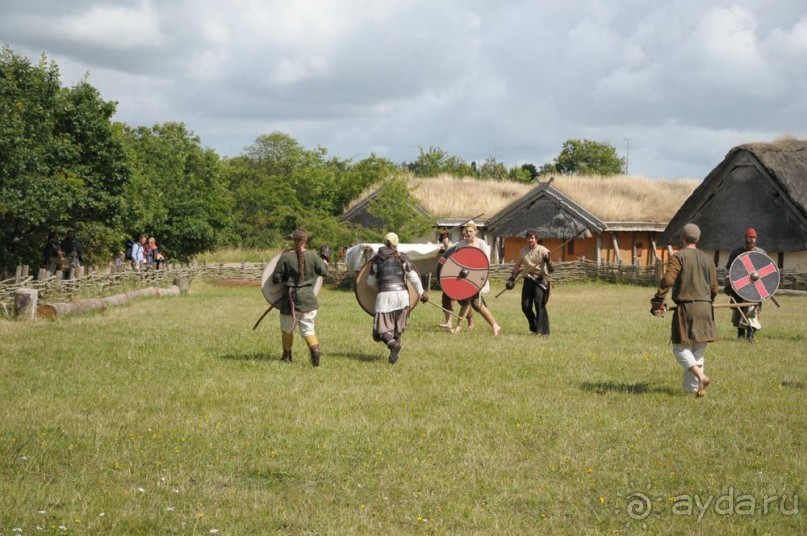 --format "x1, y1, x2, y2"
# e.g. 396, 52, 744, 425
131, 234, 146, 270
60, 231, 84, 277
43, 232, 62, 275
